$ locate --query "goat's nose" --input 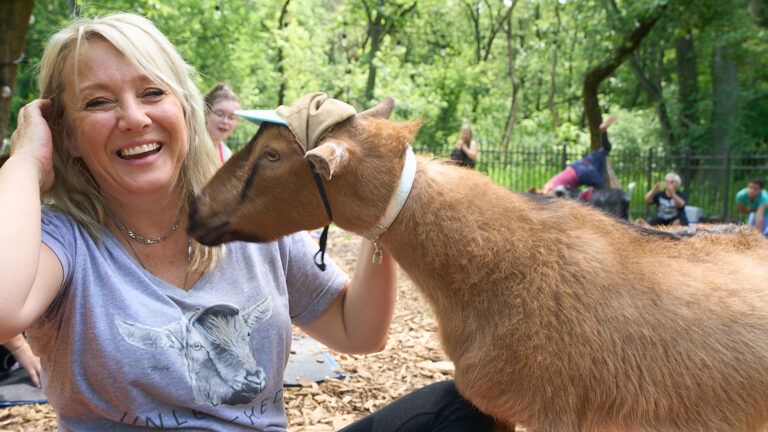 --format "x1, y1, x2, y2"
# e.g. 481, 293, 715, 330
245, 368, 265, 384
